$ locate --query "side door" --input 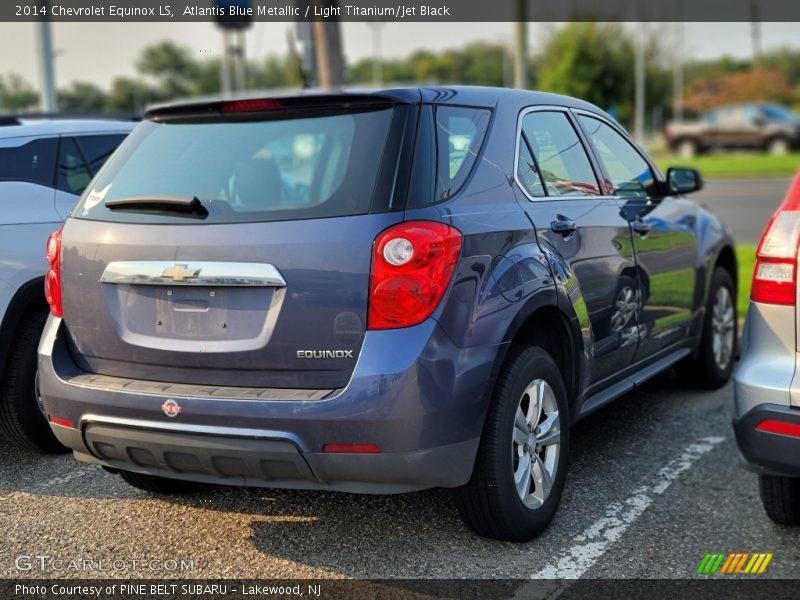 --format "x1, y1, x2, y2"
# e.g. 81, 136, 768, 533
514, 107, 641, 387
54, 133, 127, 219
575, 111, 698, 361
